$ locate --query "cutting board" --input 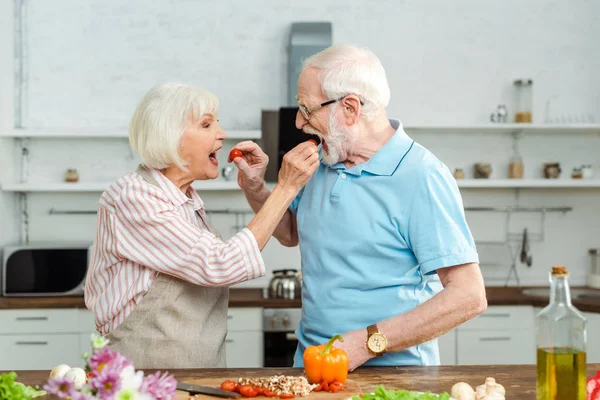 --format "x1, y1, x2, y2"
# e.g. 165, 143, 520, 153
174, 377, 364, 400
